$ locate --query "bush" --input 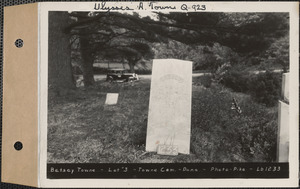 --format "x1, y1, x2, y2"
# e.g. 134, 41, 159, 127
221, 70, 250, 93
221, 70, 281, 107
249, 71, 281, 107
